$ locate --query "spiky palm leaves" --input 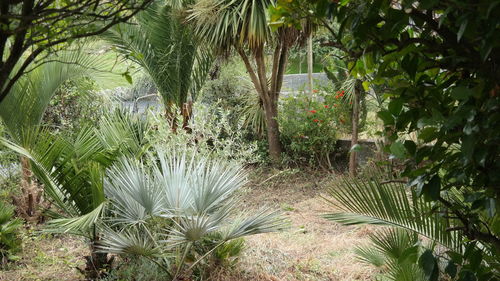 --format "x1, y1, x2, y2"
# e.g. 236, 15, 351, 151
325, 175, 463, 250
1, 111, 150, 235
324, 174, 467, 280
0, 202, 22, 266
355, 229, 429, 281
0, 47, 115, 147
0, 46, 119, 222
1, 111, 150, 277
99, 150, 286, 277
102, 1, 213, 121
